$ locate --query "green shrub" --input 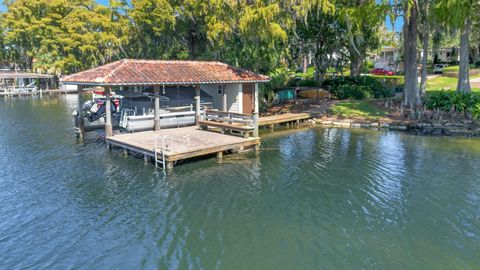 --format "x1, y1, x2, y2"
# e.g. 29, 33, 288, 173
362, 60, 375, 73
425, 91, 480, 117
297, 79, 318, 87
324, 76, 396, 100
334, 84, 372, 99
260, 68, 290, 104
470, 103, 480, 119
288, 76, 319, 87
267, 68, 291, 89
